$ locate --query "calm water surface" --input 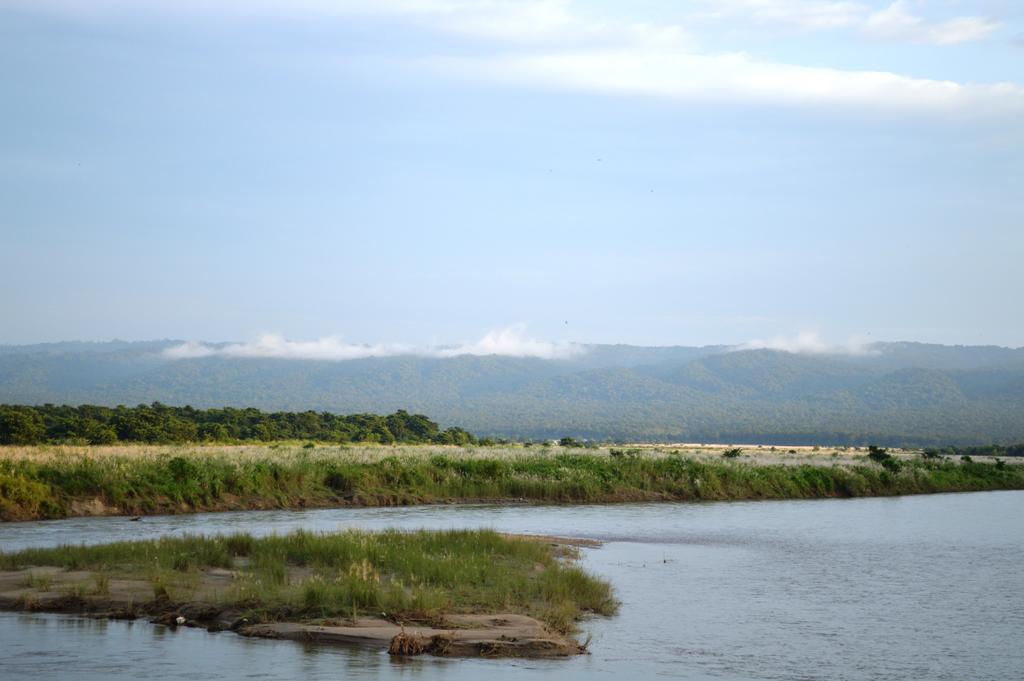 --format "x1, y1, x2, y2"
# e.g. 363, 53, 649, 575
1, 492, 1022, 680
